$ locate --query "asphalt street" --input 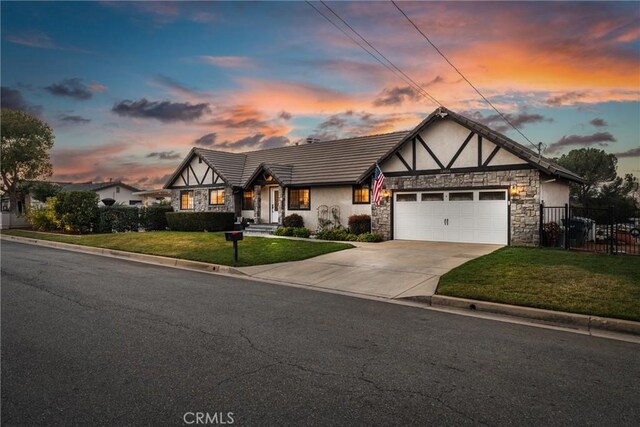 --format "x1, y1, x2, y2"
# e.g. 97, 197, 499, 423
2, 240, 639, 426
